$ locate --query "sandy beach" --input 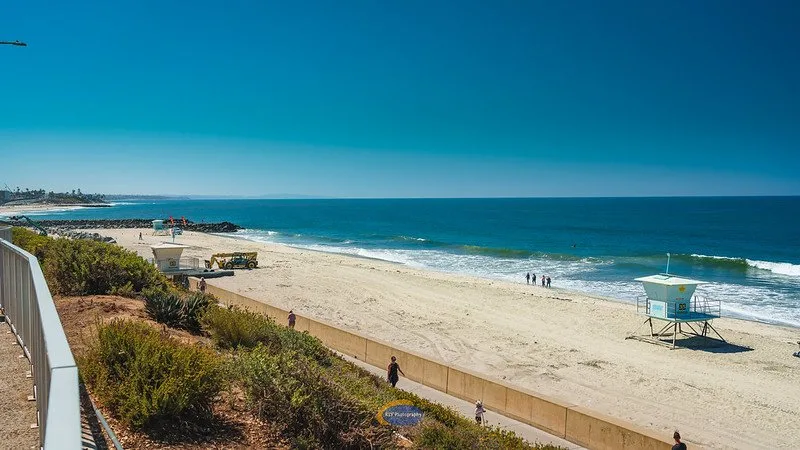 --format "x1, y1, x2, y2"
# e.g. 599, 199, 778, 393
0, 203, 91, 217
91, 228, 800, 449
